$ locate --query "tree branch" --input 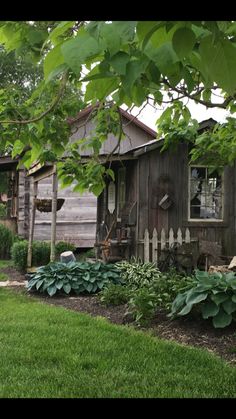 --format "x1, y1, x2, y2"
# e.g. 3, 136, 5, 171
0, 71, 69, 125
161, 78, 234, 109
